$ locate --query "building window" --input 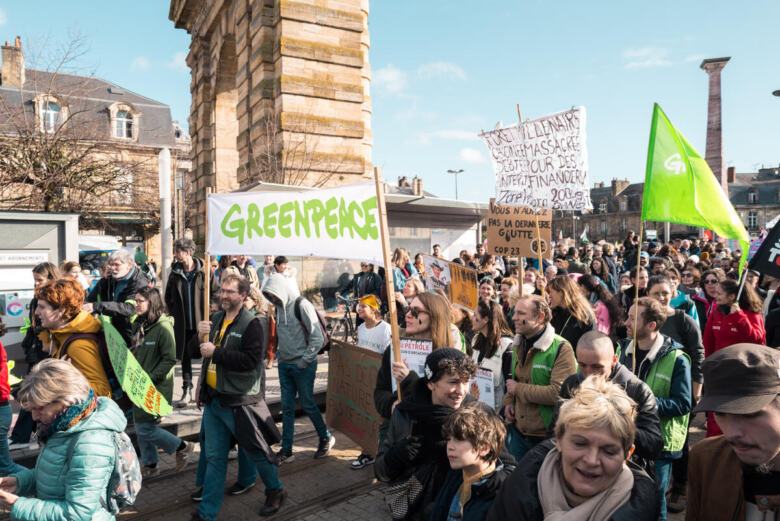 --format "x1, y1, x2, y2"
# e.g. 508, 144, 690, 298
114, 110, 133, 139
620, 218, 626, 233
112, 169, 134, 205
748, 211, 758, 230
41, 102, 61, 132
619, 198, 627, 212
599, 200, 607, 214
600, 220, 606, 236
748, 189, 759, 204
